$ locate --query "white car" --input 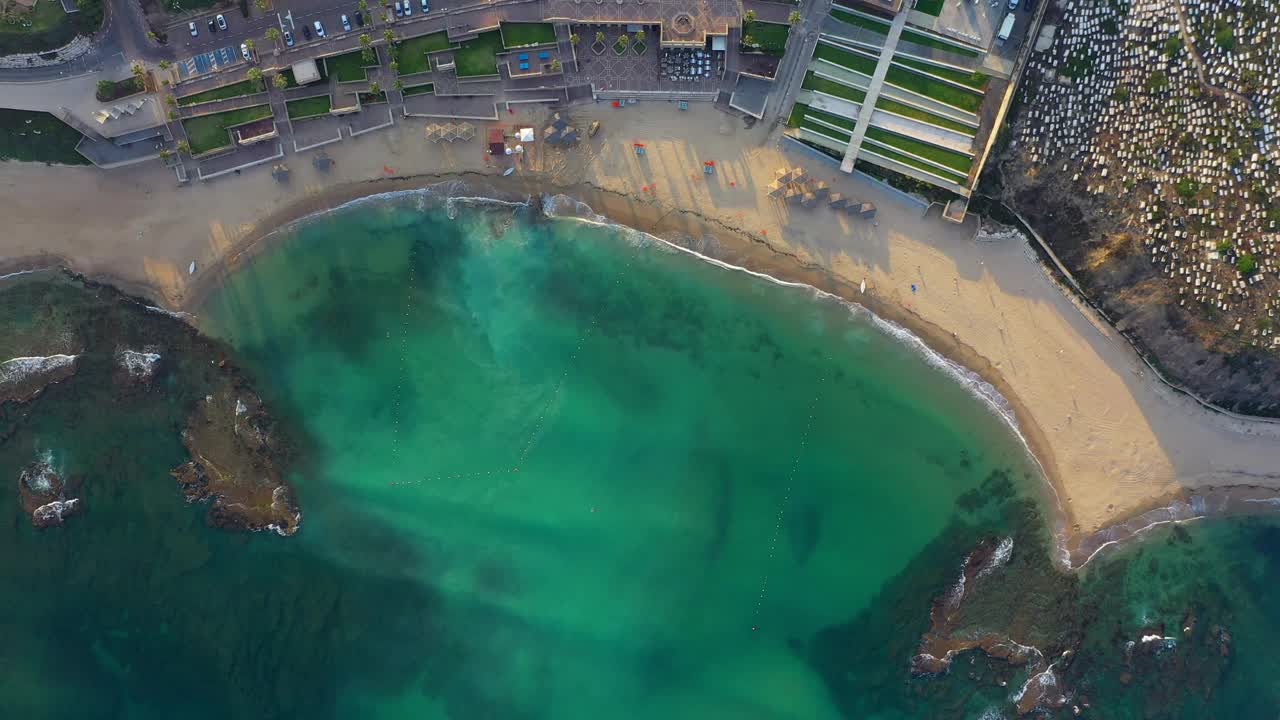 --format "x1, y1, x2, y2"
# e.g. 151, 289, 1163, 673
241, 42, 252, 61
403, 1, 412, 16
188, 21, 198, 36
341, 14, 351, 31
284, 31, 294, 47
394, 1, 403, 16
421, 0, 428, 11
215, 14, 227, 31
314, 20, 326, 38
